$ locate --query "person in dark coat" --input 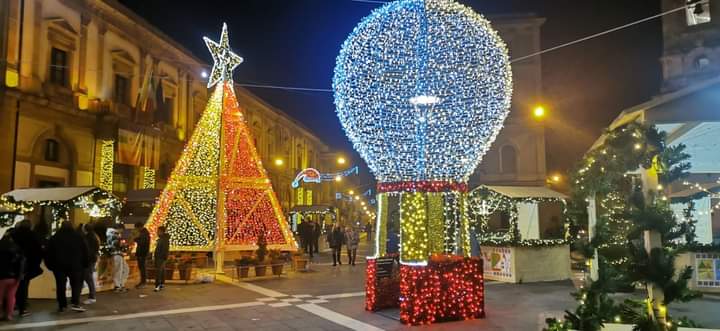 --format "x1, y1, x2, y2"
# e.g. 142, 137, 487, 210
300, 221, 315, 259
296, 220, 308, 254
0, 232, 25, 321
328, 224, 345, 266
133, 222, 150, 288
153, 226, 170, 292
80, 223, 100, 305
45, 221, 89, 313
312, 220, 321, 254
11, 219, 43, 317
